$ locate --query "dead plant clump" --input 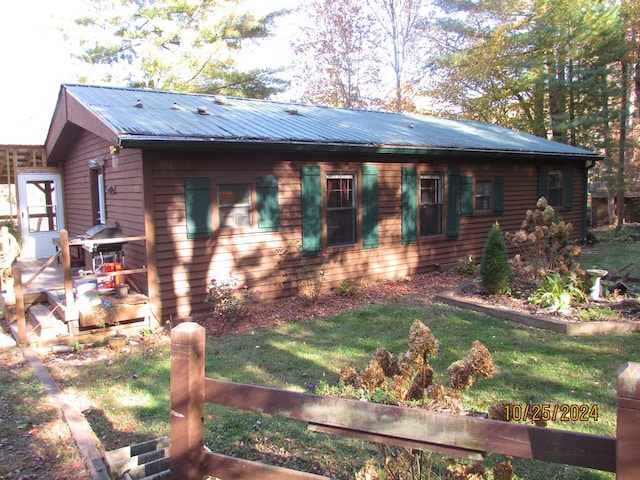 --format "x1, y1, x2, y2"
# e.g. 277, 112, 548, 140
337, 322, 499, 415
335, 324, 520, 479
